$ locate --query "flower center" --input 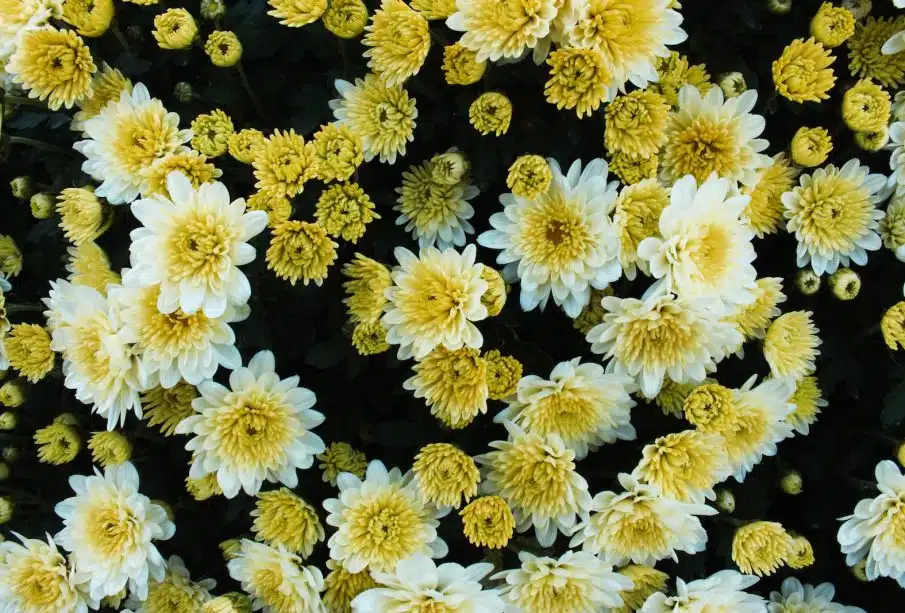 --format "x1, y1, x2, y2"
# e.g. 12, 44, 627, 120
519, 194, 594, 271
166, 213, 236, 286
215, 390, 296, 468
526, 388, 598, 440
346, 491, 422, 567
671, 118, 737, 181
86, 503, 141, 557
619, 304, 698, 369
14, 556, 66, 606
145, 579, 198, 613
797, 177, 872, 251
113, 106, 180, 174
